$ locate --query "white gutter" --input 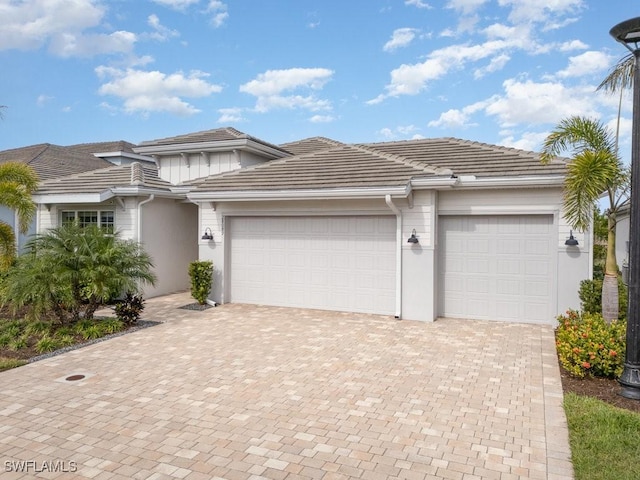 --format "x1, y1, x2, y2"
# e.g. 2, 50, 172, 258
136, 195, 155, 242
385, 194, 402, 319
453, 175, 565, 188
188, 185, 409, 202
